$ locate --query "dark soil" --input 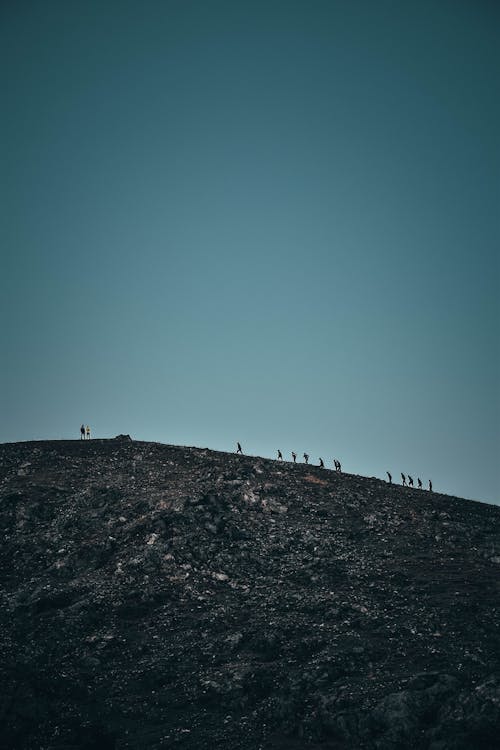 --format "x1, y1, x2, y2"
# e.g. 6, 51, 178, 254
1, 438, 499, 749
